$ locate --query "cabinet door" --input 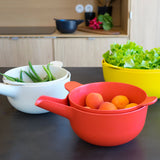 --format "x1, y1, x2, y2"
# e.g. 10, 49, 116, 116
130, 0, 160, 49
0, 38, 53, 67
54, 38, 128, 67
